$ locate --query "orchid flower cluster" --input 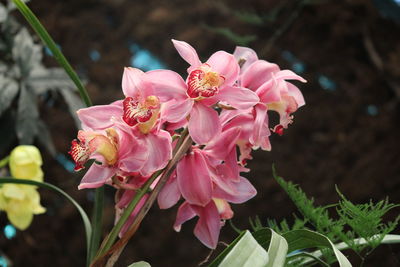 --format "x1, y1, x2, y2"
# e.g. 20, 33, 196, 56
69, 40, 306, 249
